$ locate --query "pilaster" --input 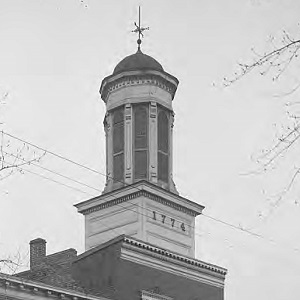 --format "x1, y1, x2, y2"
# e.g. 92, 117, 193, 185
149, 102, 158, 184
125, 104, 133, 184
103, 112, 113, 193
169, 112, 178, 194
